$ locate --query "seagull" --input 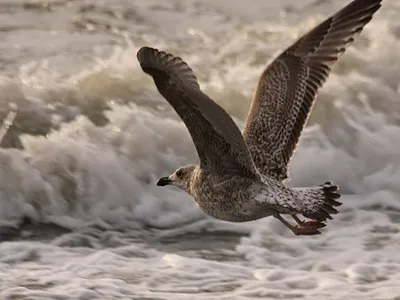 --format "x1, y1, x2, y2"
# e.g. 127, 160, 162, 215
137, 0, 382, 235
